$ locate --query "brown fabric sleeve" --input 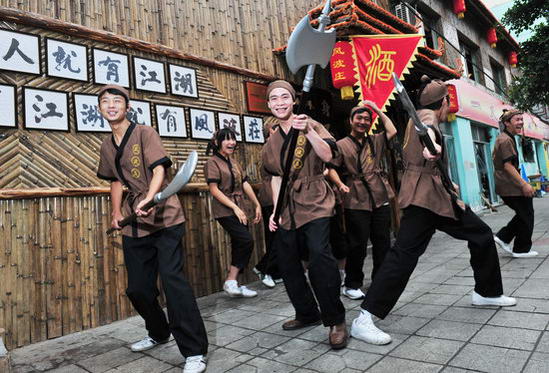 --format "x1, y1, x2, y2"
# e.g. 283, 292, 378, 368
205, 158, 221, 184
142, 127, 172, 171
499, 138, 518, 164
327, 141, 344, 168
97, 143, 117, 181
